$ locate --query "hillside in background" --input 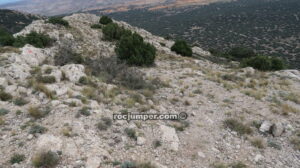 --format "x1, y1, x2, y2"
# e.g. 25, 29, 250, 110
0, 9, 40, 33
0, 0, 227, 16
107, 0, 300, 69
